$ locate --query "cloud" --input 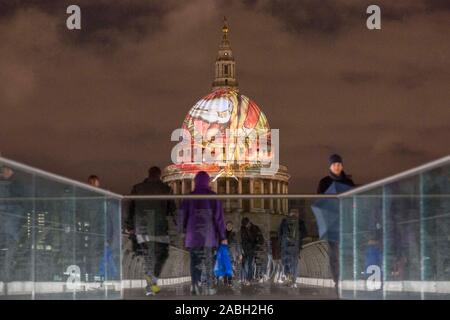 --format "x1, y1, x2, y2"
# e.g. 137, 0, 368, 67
243, 0, 450, 35
373, 135, 425, 157
340, 71, 380, 85
0, 0, 449, 194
